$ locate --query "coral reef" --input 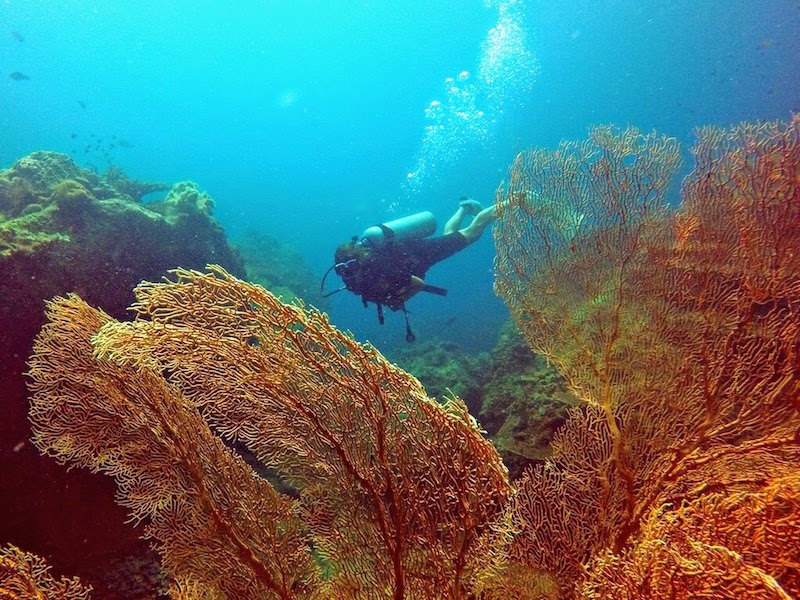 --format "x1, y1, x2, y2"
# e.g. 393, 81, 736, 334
104, 165, 169, 202
0, 152, 244, 598
9, 115, 800, 599
388, 338, 487, 415
0, 151, 139, 220
478, 321, 576, 479
387, 330, 573, 481
145, 181, 216, 221
494, 116, 800, 597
